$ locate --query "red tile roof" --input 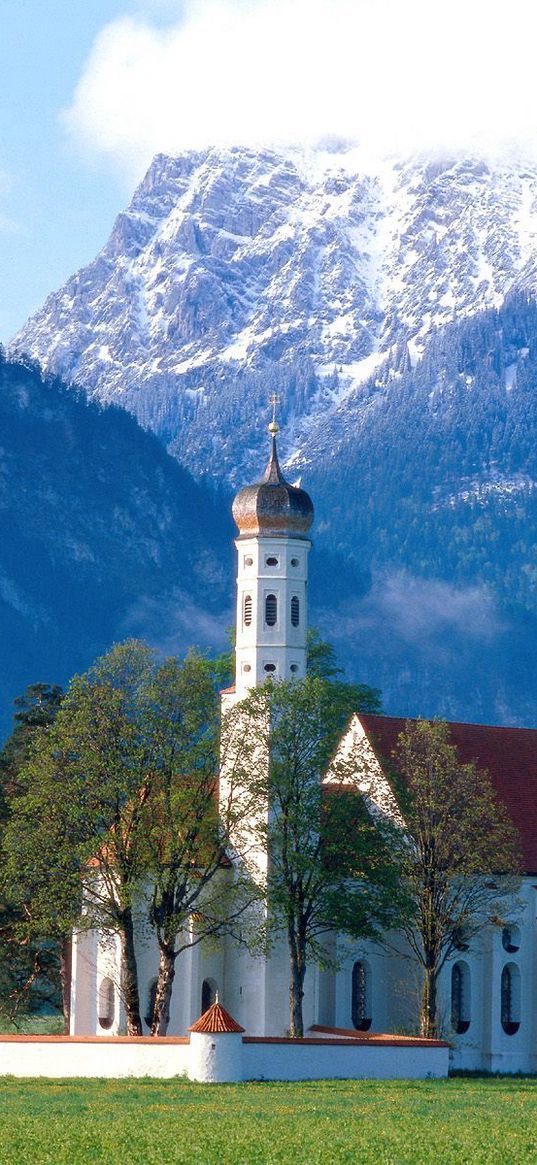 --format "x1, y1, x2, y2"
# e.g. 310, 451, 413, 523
189, 1001, 244, 1034
360, 714, 537, 873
